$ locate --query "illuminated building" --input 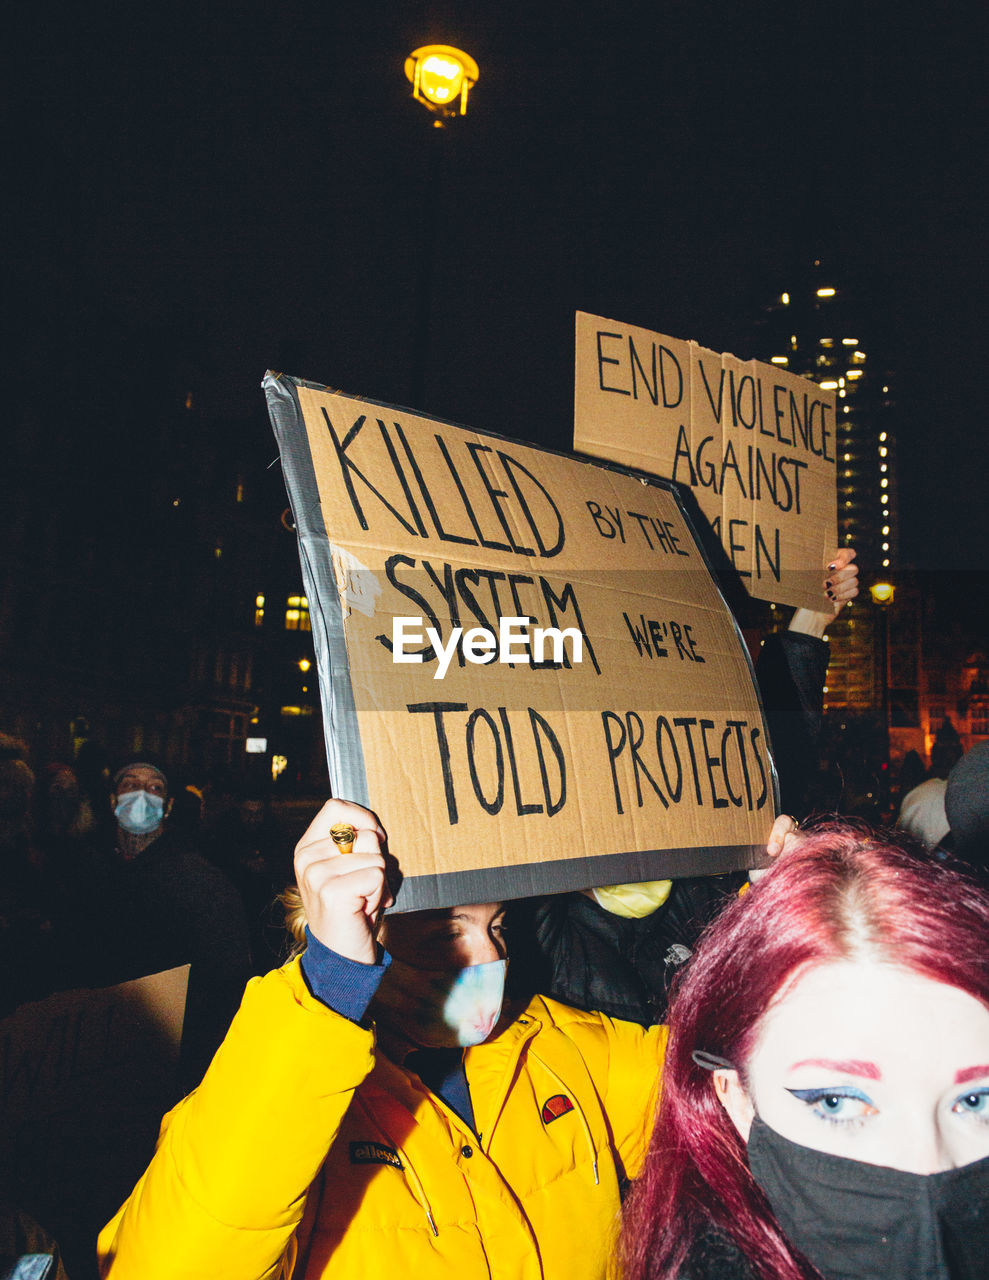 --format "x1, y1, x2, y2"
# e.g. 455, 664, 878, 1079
755, 263, 898, 717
